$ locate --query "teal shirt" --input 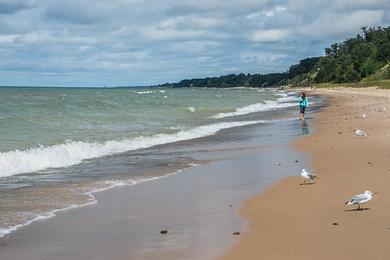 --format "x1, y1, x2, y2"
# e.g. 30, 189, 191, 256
297, 97, 309, 107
